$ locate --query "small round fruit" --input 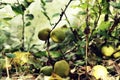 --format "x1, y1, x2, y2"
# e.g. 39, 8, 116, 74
38, 28, 51, 41
50, 28, 66, 43
101, 45, 115, 57
113, 45, 120, 58
54, 60, 70, 77
91, 65, 108, 79
41, 66, 53, 76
